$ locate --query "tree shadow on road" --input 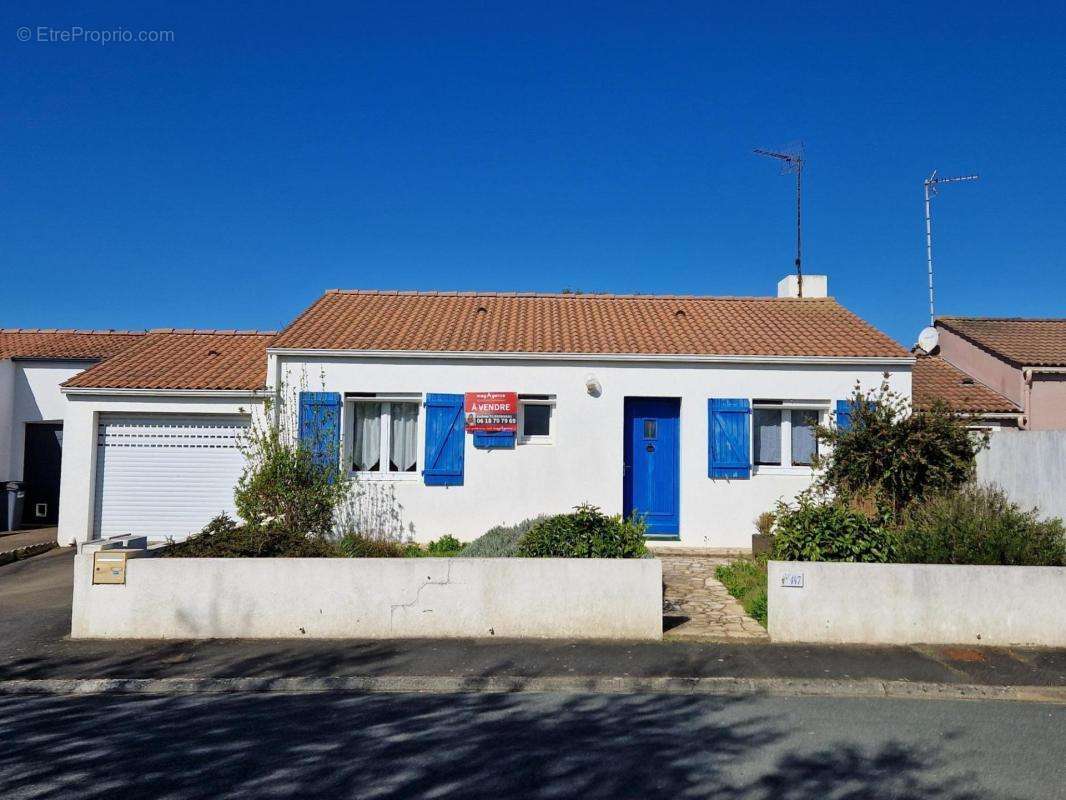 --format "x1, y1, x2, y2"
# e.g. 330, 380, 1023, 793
0, 690, 1009, 799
